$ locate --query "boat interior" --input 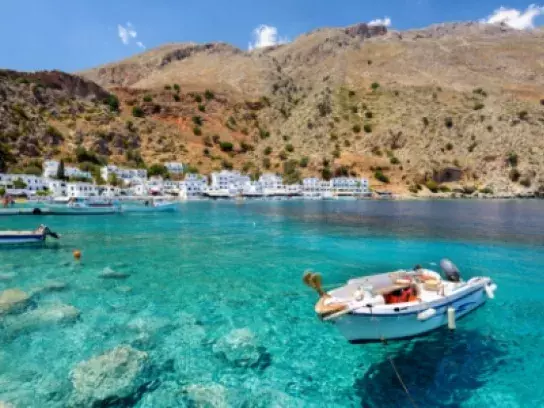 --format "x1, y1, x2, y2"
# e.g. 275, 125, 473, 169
314, 269, 465, 316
